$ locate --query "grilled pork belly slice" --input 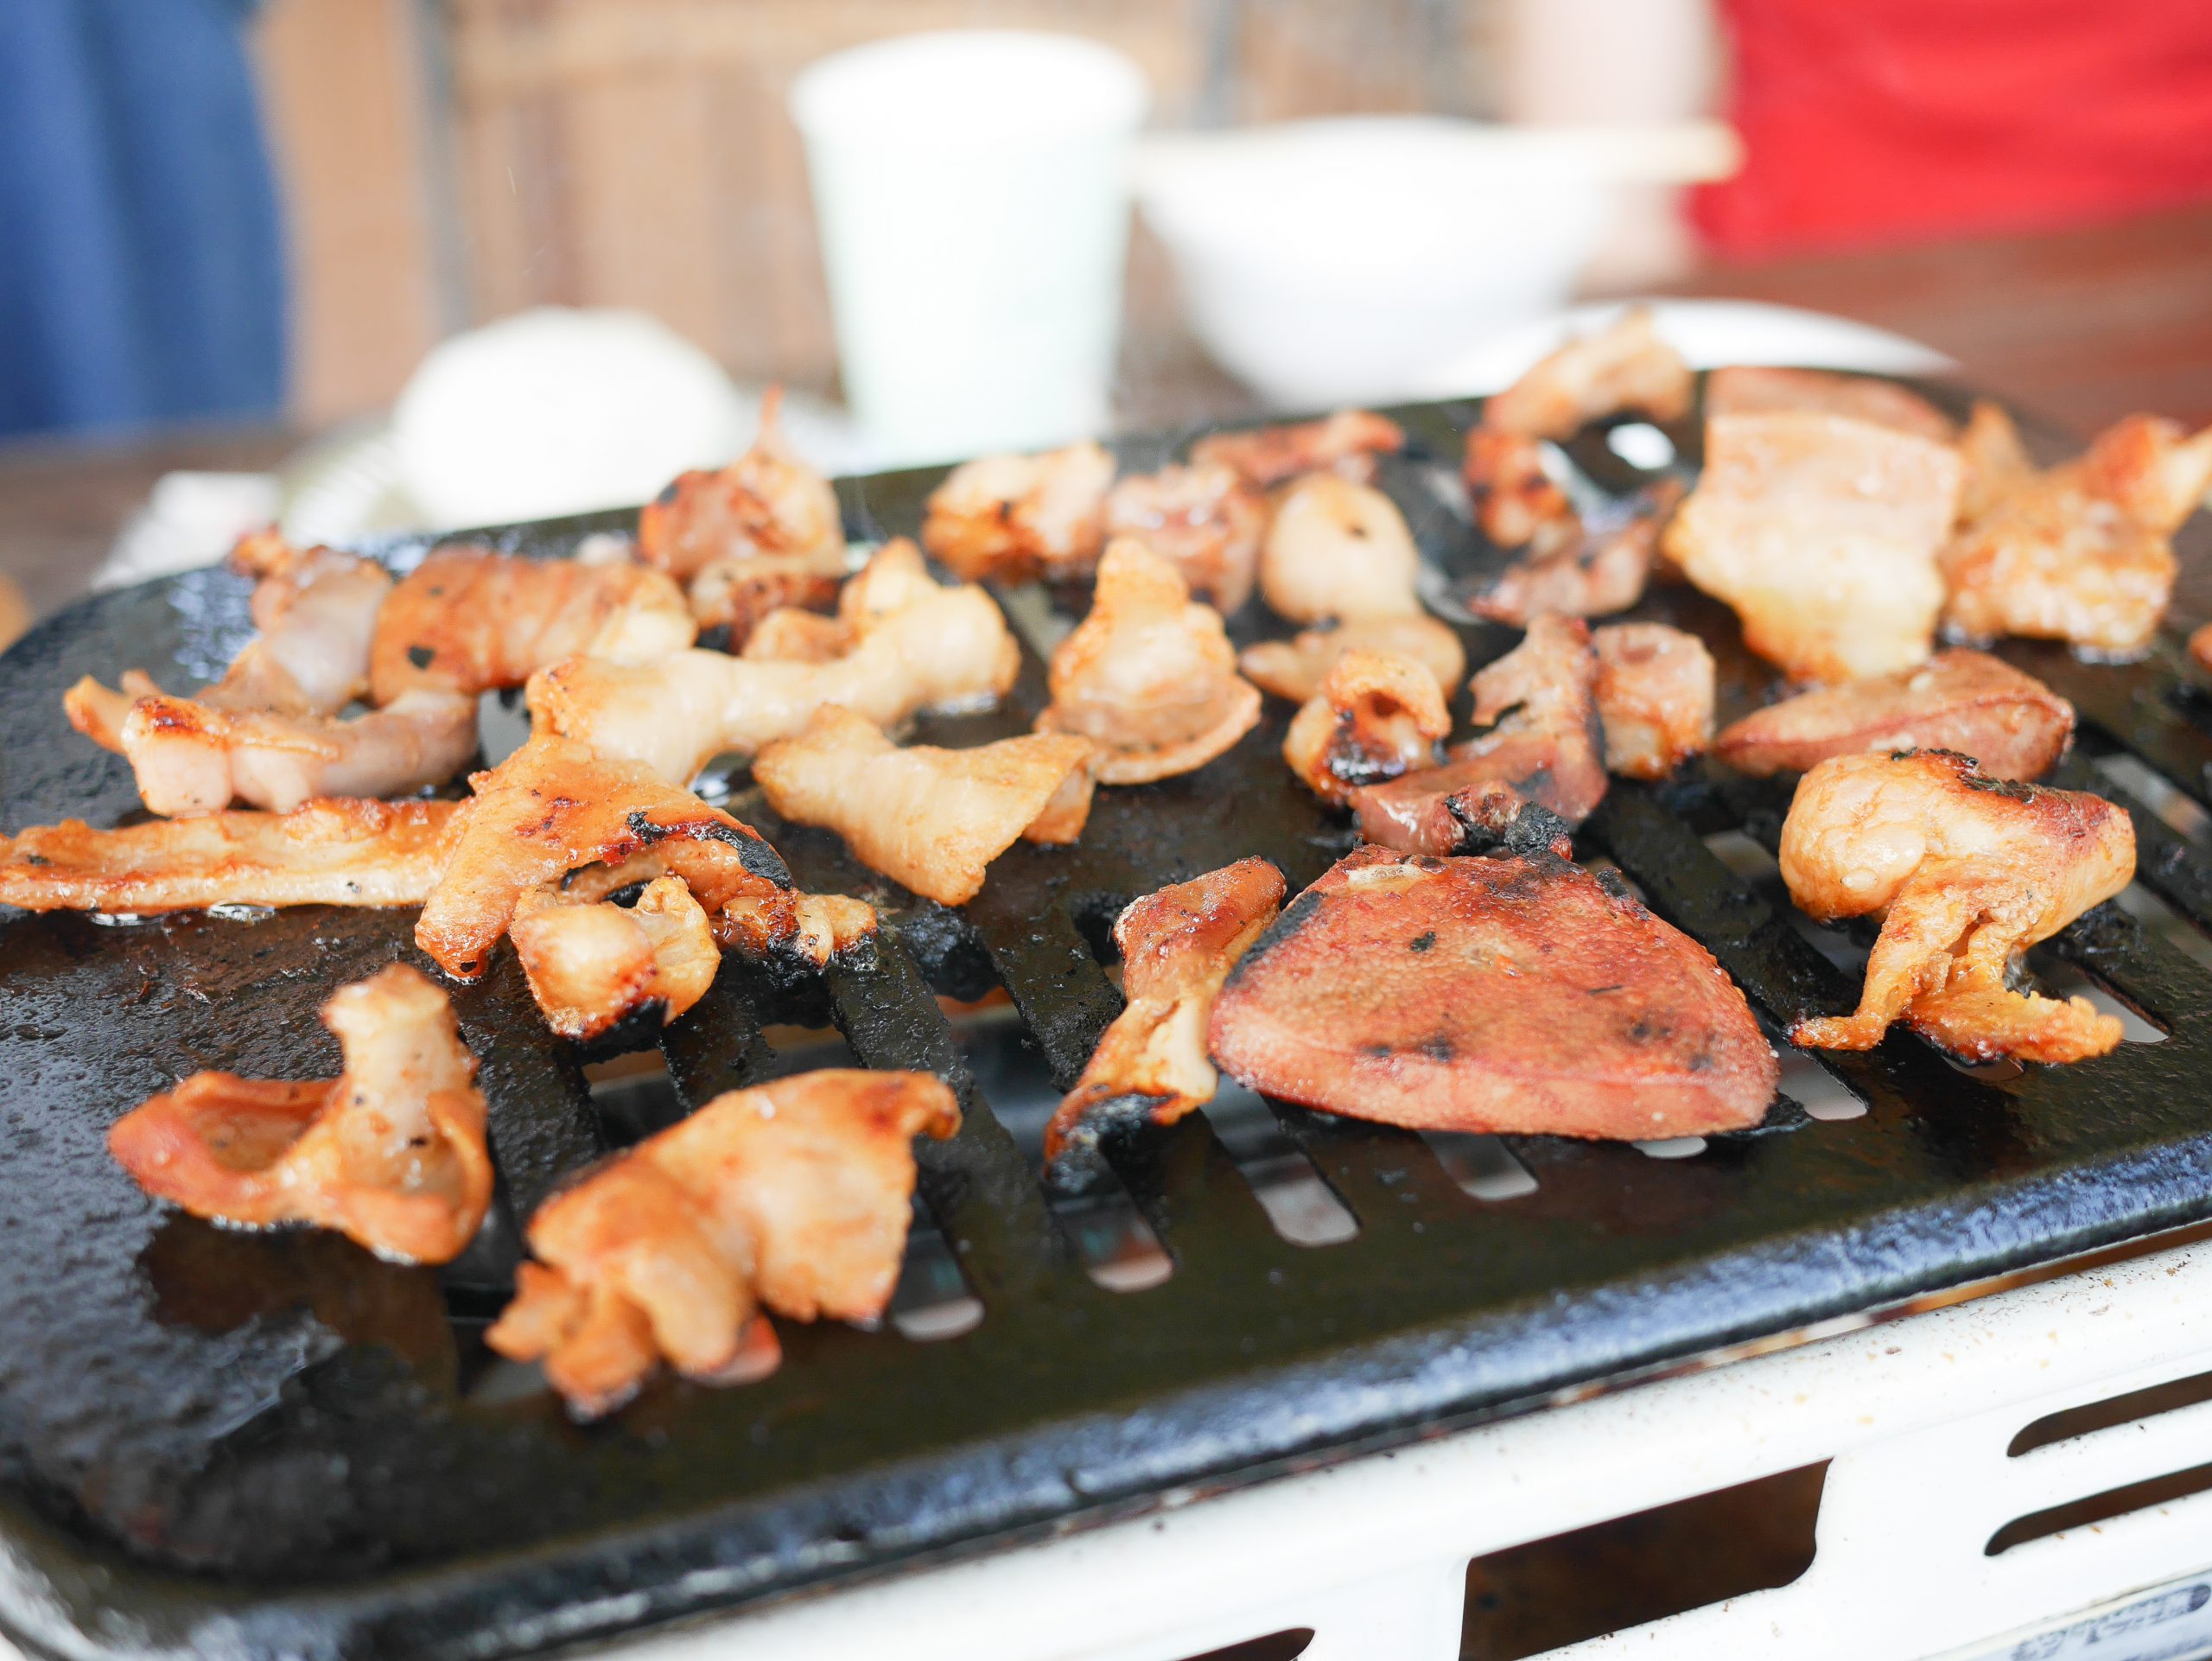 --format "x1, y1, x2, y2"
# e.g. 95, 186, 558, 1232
1715, 650, 2073, 781
104, 688, 480, 818
1783, 749, 2135, 1062
1046, 858, 1285, 1174
1102, 461, 1267, 614
1479, 305, 1692, 440
1034, 540, 1261, 785
370, 547, 693, 703
527, 538, 1020, 785
1283, 649, 1448, 805
1208, 846, 1777, 1138
1940, 410, 2212, 658
486, 1069, 958, 1418
1463, 480, 1683, 627
511, 877, 720, 1040
738, 605, 854, 662
636, 387, 845, 580
416, 734, 790, 979
69, 537, 391, 747
719, 891, 878, 967
1260, 474, 1424, 624
1463, 428, 1575, 551
1190, 409, 1404, 490
1704, 366, 1955, 442
685, 554, 844, 649
1592, 621, 1714, 780
922, 440, 1115, 582
1240, 614, 1466, 705
755, 707, 1094, 907
107, 964, 492, 1264
1667, 411, 1962, 682
1954, 400, 2040, 525
1351, 615, 1606, 853
0, 797, 460, 913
